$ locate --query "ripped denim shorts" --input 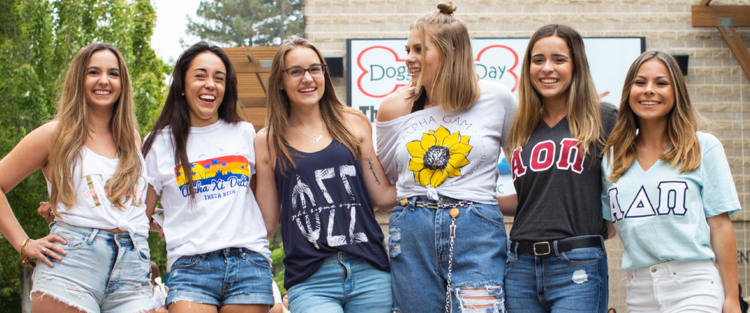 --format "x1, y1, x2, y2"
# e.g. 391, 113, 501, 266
387, 196, 508, 313
31, 221, 153, 313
